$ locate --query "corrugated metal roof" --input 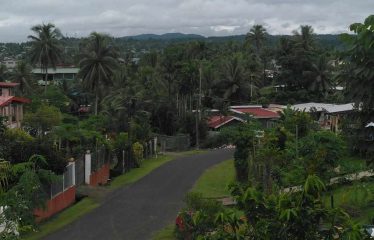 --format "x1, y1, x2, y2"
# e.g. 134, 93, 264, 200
0, 82, 19, 88
208, 115, 245, 129
32, 67, 79, 74
291, 102, 354, 113
231, 107, 280, 119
